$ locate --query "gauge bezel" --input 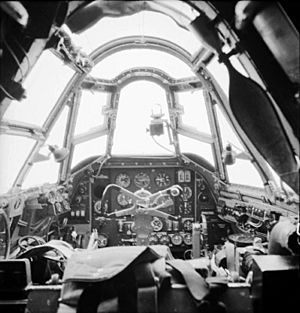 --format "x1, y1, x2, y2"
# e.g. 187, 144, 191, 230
149, 234, 159, 245
171, 233, 183, 246
116, 193, 133, 206
154, 172, 171, 187
134, 172, 151, 188
183, 233, 192, 245
182, 186, 192, 200
159, 234, 170, 245
94, 200, 102, 214
151, 217, 163, 232
115, 172, 131, 188
183, 219, 193, 231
